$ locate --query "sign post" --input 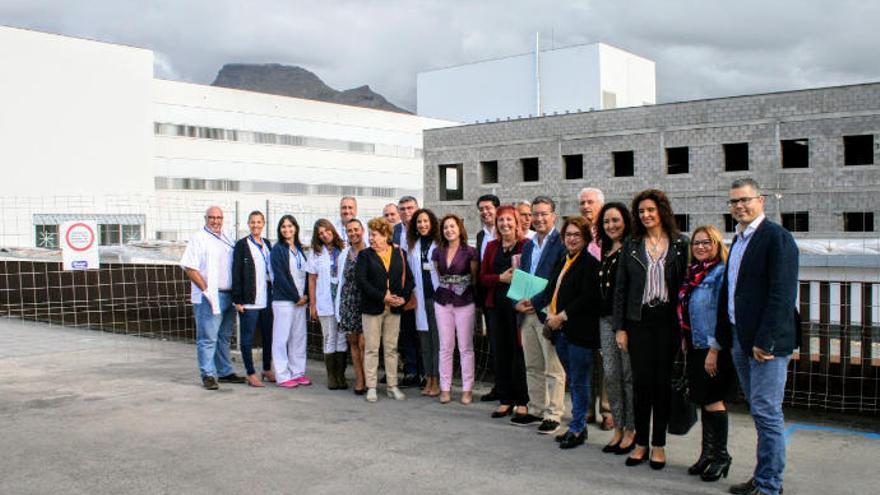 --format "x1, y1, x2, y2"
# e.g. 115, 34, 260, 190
61, 221, 99, 270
